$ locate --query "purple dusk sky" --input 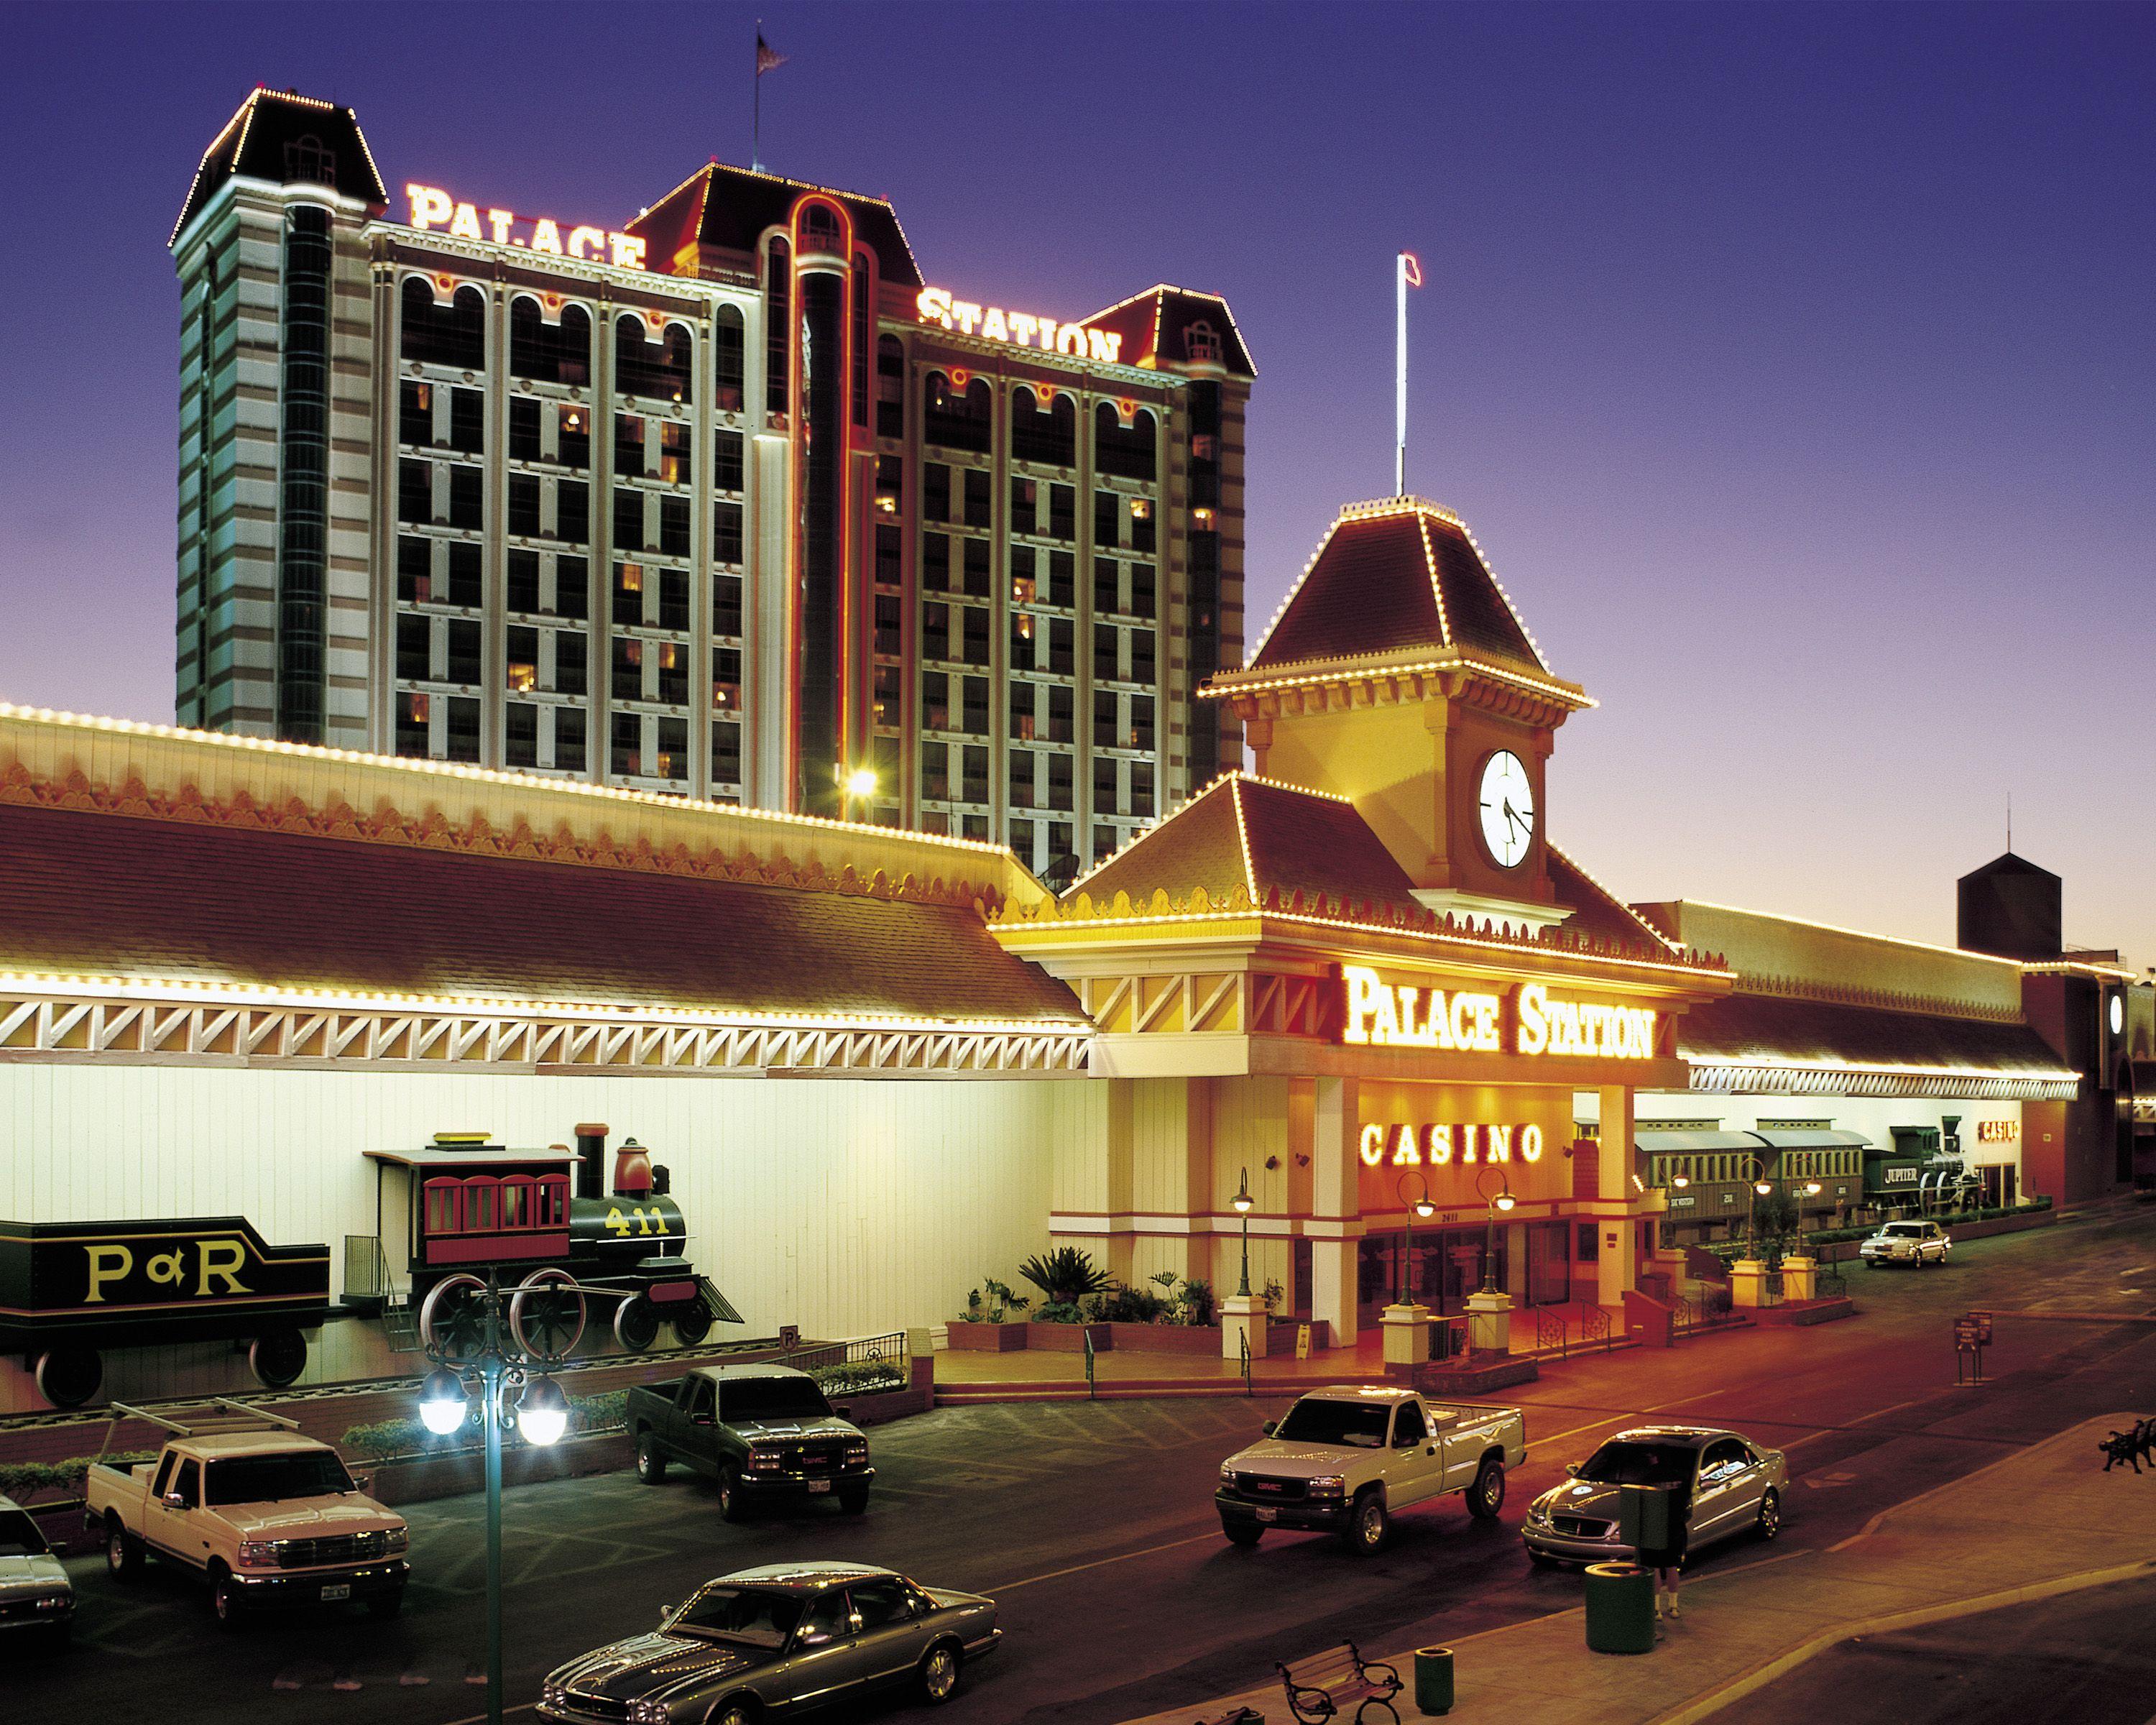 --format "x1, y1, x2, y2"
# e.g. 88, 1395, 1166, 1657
1, 2, 2149, 965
